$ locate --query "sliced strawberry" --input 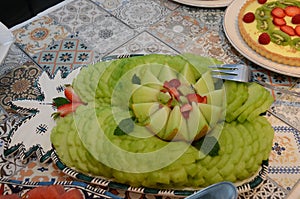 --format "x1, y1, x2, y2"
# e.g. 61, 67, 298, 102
52, 103, 82, 118
180, 103, 192, 113
169, 87, 180, 101
280, 25, 296, 36
257, 0, 267, 4
271, 7, 286, 18
60, 189, 84, 199
243, 12, 255, 23
295, 25, 300, 36
292, 14, 300, 24
273, 17, 286, 26
168, 79, 181, 88
180, 104, 192, 119
285, 6, 300, 17
0, 194, 20, 199
186, 93, 207, 104
46, 185, 65, 199
64, 85, 83, 103
258, 33, 271, 45
24, 186, 48, 199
